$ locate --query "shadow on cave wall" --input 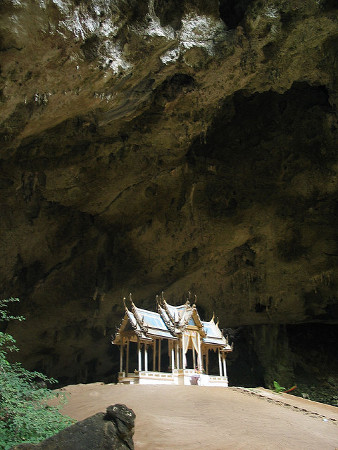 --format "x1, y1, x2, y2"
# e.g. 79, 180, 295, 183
186, 81, 337, 267
287, 323, 338, 405
226, 323, 338, 406
153, 0, 254, 30
187, 82, 335, 215
219, 0, 254, 29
